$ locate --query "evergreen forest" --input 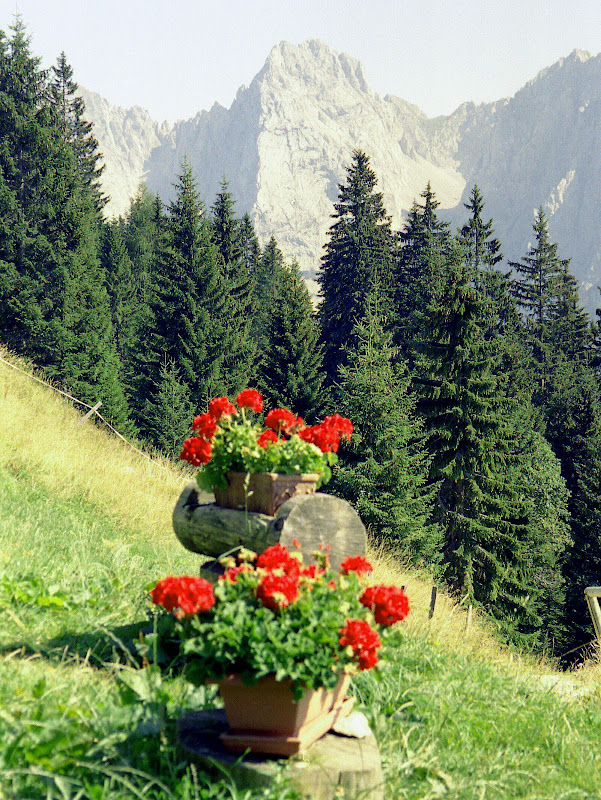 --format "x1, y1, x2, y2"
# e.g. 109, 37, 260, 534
2, 19, 601, 662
